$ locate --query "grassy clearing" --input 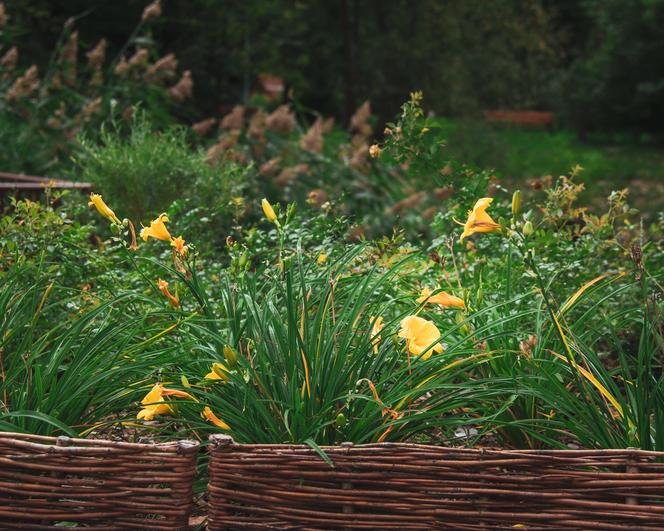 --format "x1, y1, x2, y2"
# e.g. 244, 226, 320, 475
436, 118, 664, 216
